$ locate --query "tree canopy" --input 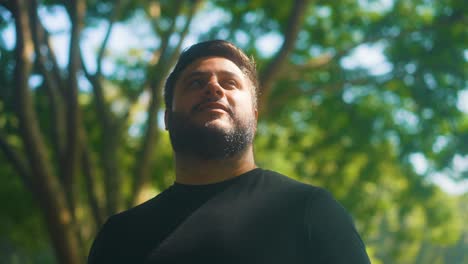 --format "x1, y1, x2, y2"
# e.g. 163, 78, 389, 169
0, 0, 467, 263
